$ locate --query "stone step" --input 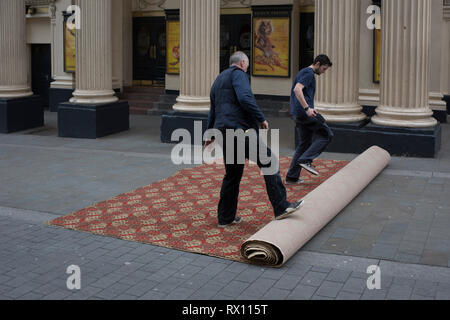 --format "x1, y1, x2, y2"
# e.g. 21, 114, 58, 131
123, 86, 165, 94
122, 93, 161, 101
